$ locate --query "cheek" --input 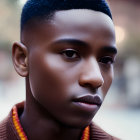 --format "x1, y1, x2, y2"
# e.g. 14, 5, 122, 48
101, 67, 114, 97
28, 53, 72, 105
